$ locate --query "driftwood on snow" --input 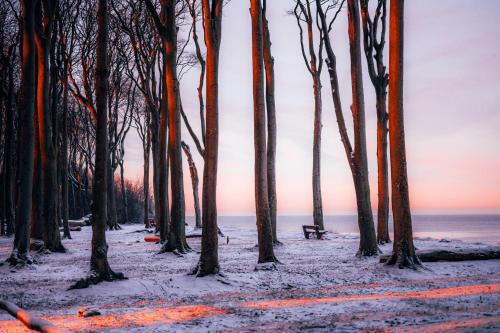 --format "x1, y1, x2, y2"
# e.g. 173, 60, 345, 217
380, 247, 500, 263
0, 300, 66, 332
